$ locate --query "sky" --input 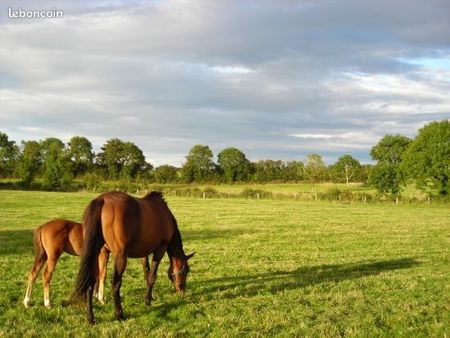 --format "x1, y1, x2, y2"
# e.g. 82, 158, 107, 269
0, 0, 449, 166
